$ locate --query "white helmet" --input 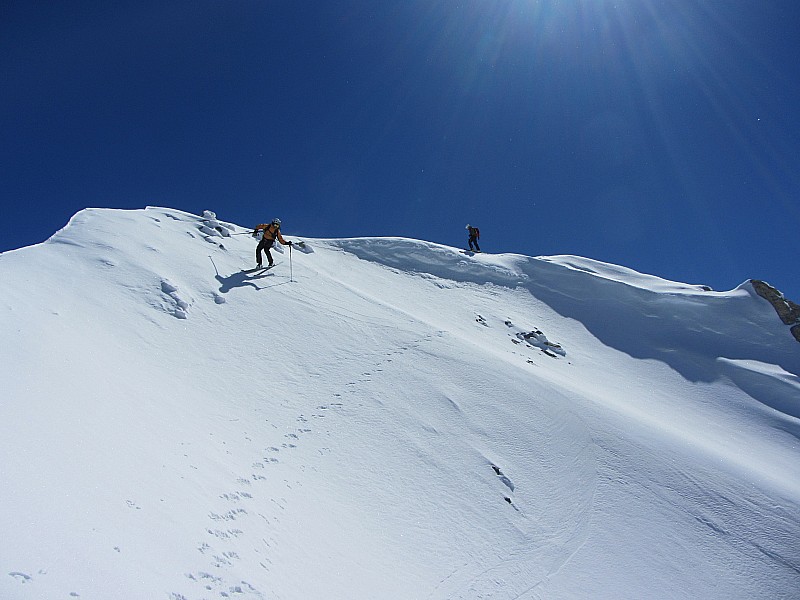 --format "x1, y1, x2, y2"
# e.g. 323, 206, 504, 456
272, 218, 281, 226
465, 224, 470, 229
